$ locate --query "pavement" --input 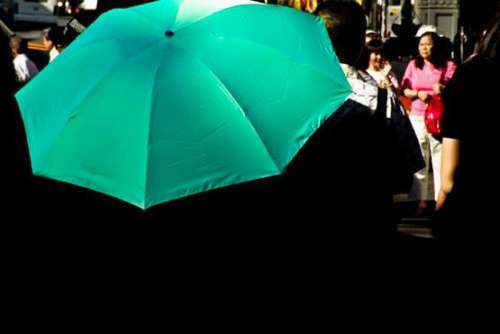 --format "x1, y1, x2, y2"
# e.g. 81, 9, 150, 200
399, 218, 433, 239
395, 200, 435, 239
